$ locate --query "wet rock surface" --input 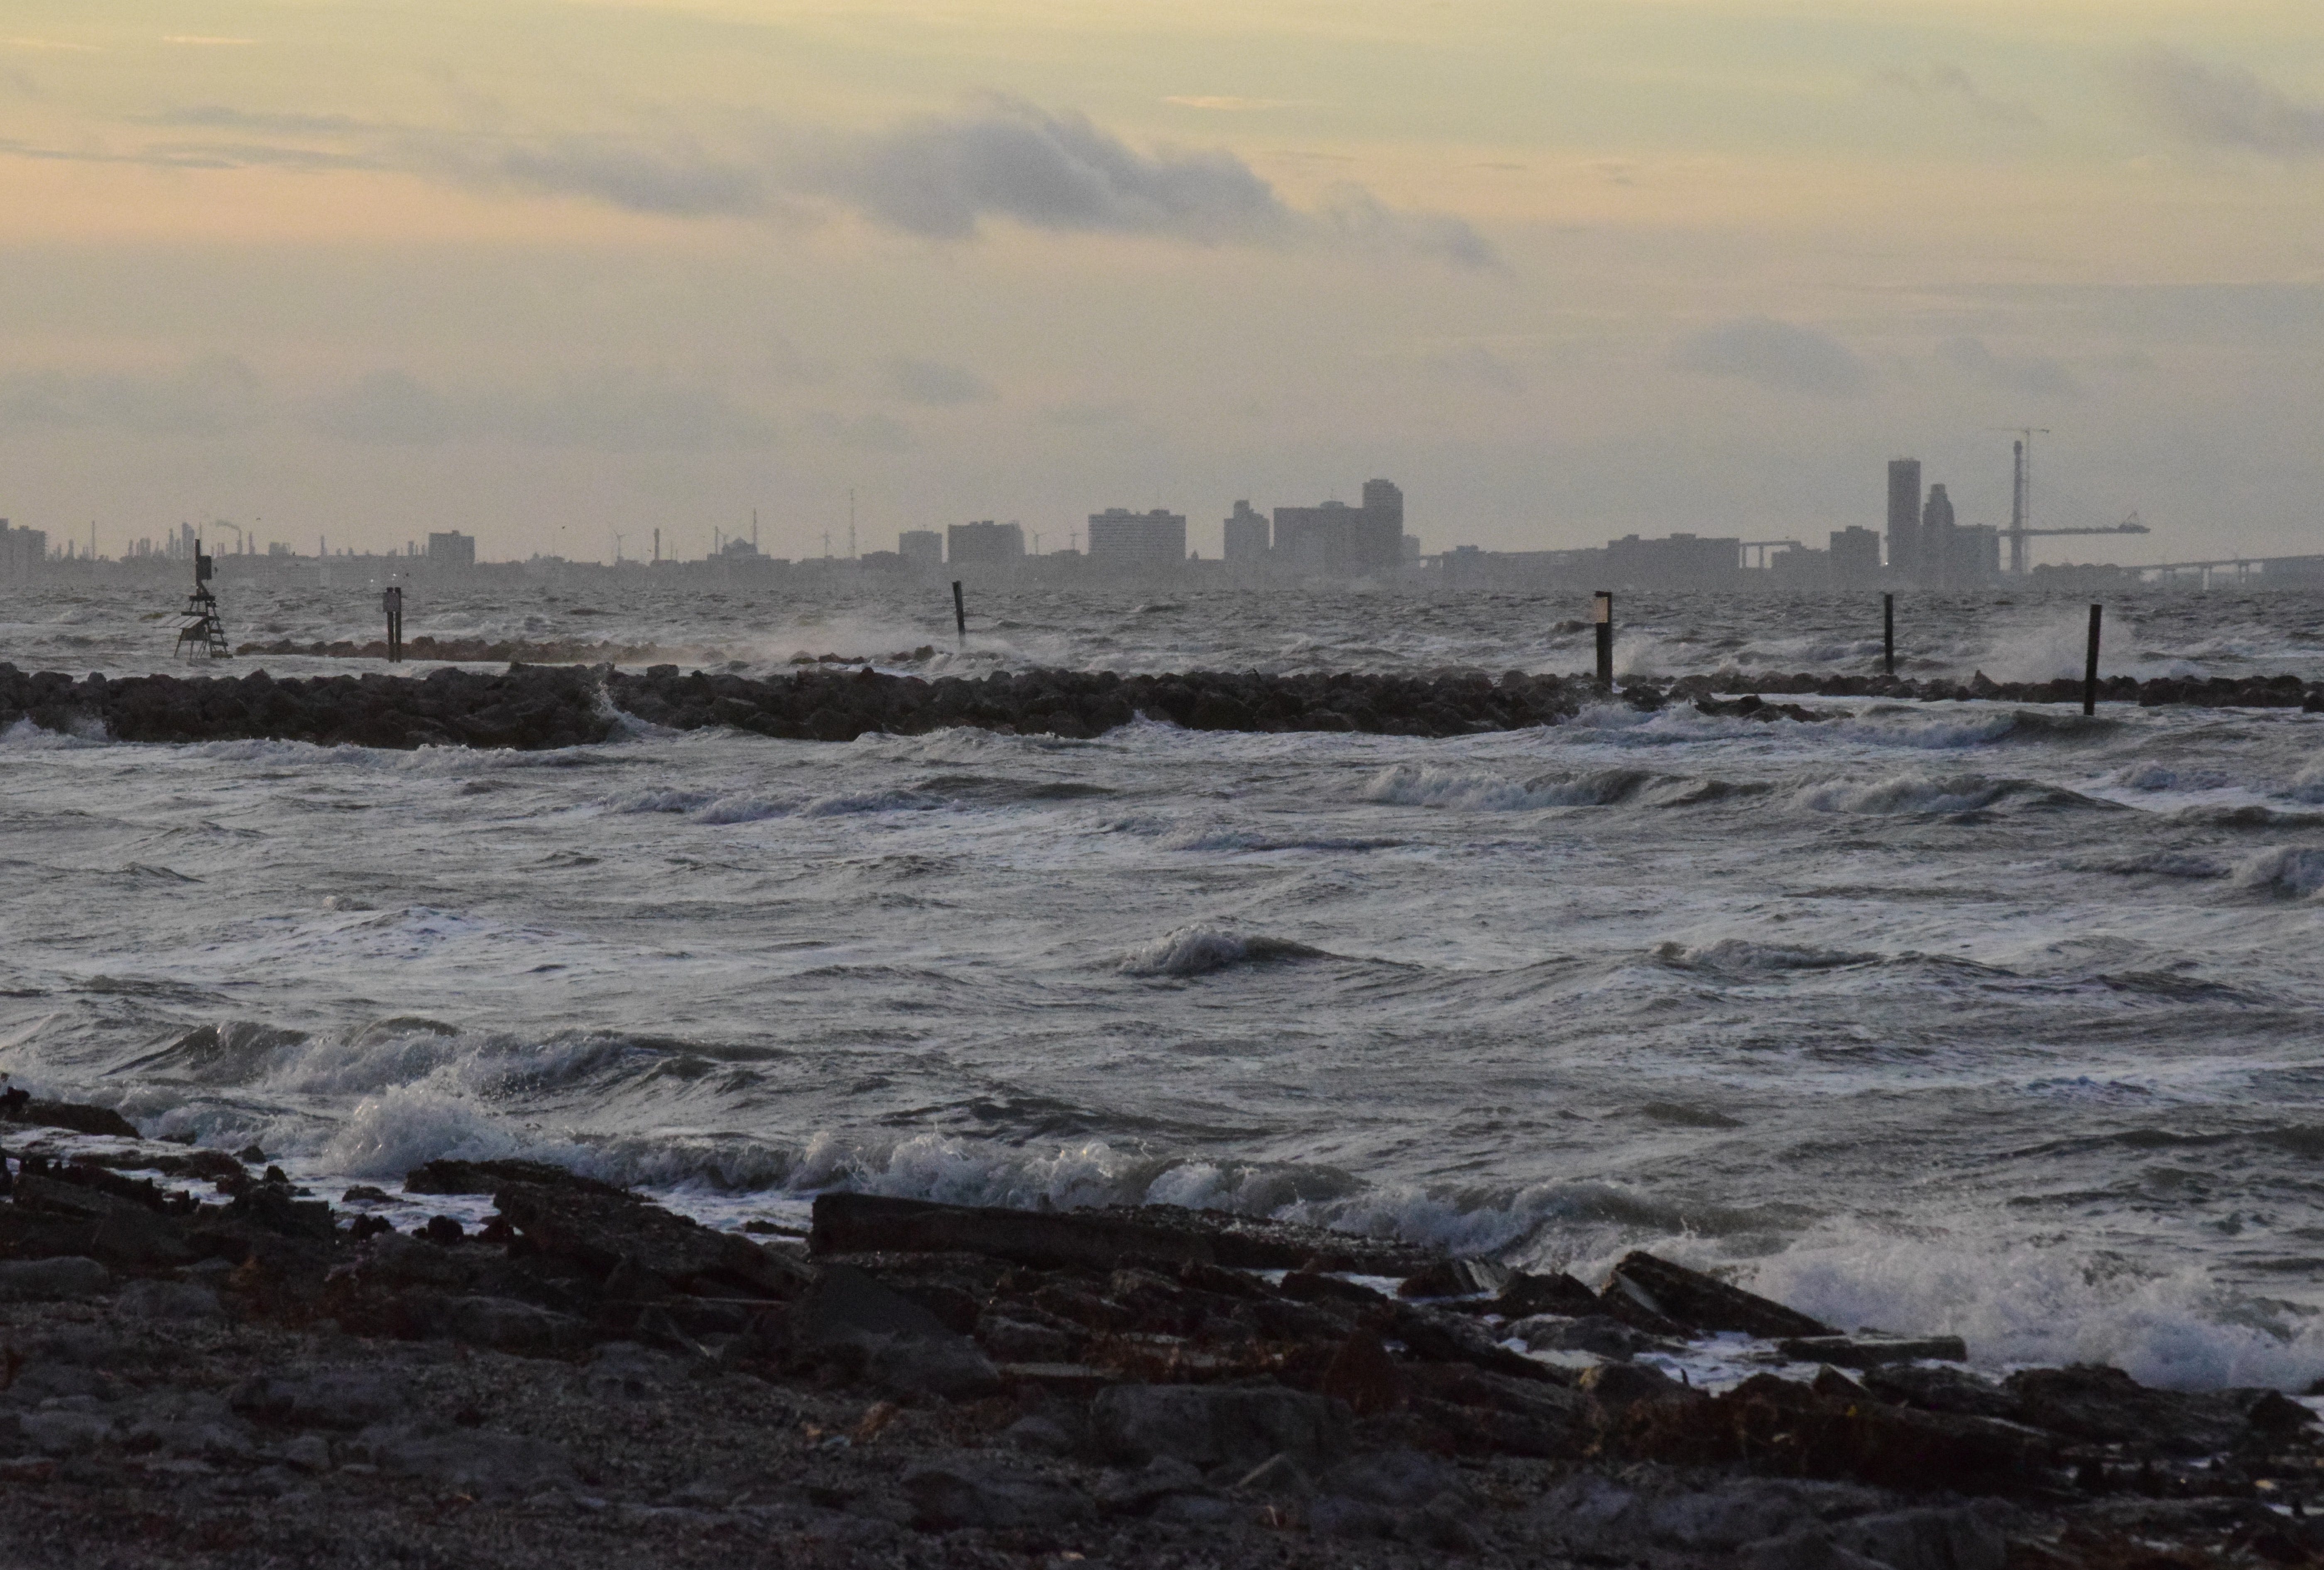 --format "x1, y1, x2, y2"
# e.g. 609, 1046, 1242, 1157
9, 659, 2322, 753
0, 1150, 2315, 1567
